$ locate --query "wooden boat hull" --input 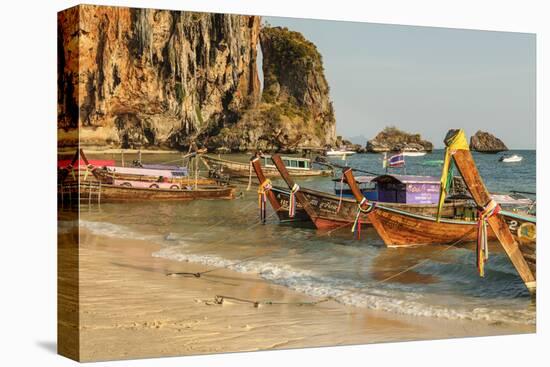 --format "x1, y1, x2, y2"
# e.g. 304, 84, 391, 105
368, 205, 496, 247
444, 129, 535, 293
517, 241, 536, 277
98, 183, 234, 202
201, 155, 332, 178
500, 211, 536, 276
68, 181, 236, 202
94, 168, 217, 186
501, 212, 536, 243
63, 149, 236, 203
269, 187, 310, 222
275, 187, 467, 229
